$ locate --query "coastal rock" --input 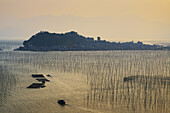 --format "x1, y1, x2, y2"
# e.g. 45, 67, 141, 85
36, 78, 50, 82
57, 100, 66, 106
32, 74, 44, 78
27, 74, 50, 89
46, 74, 52, 77
27, 83, 46, 88
124, 76, 137, 82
